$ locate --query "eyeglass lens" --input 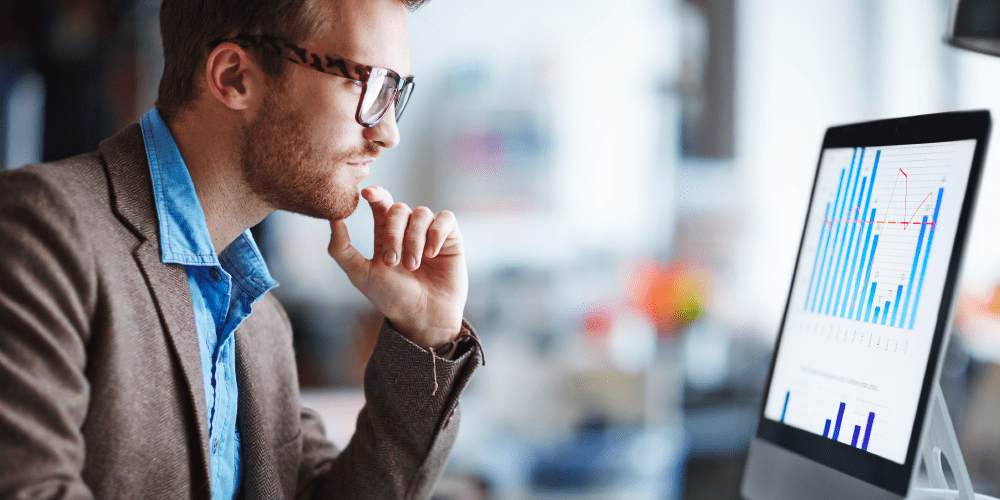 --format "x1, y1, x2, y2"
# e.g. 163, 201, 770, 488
394, 81, 414, 121
360, 68, 414, 125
